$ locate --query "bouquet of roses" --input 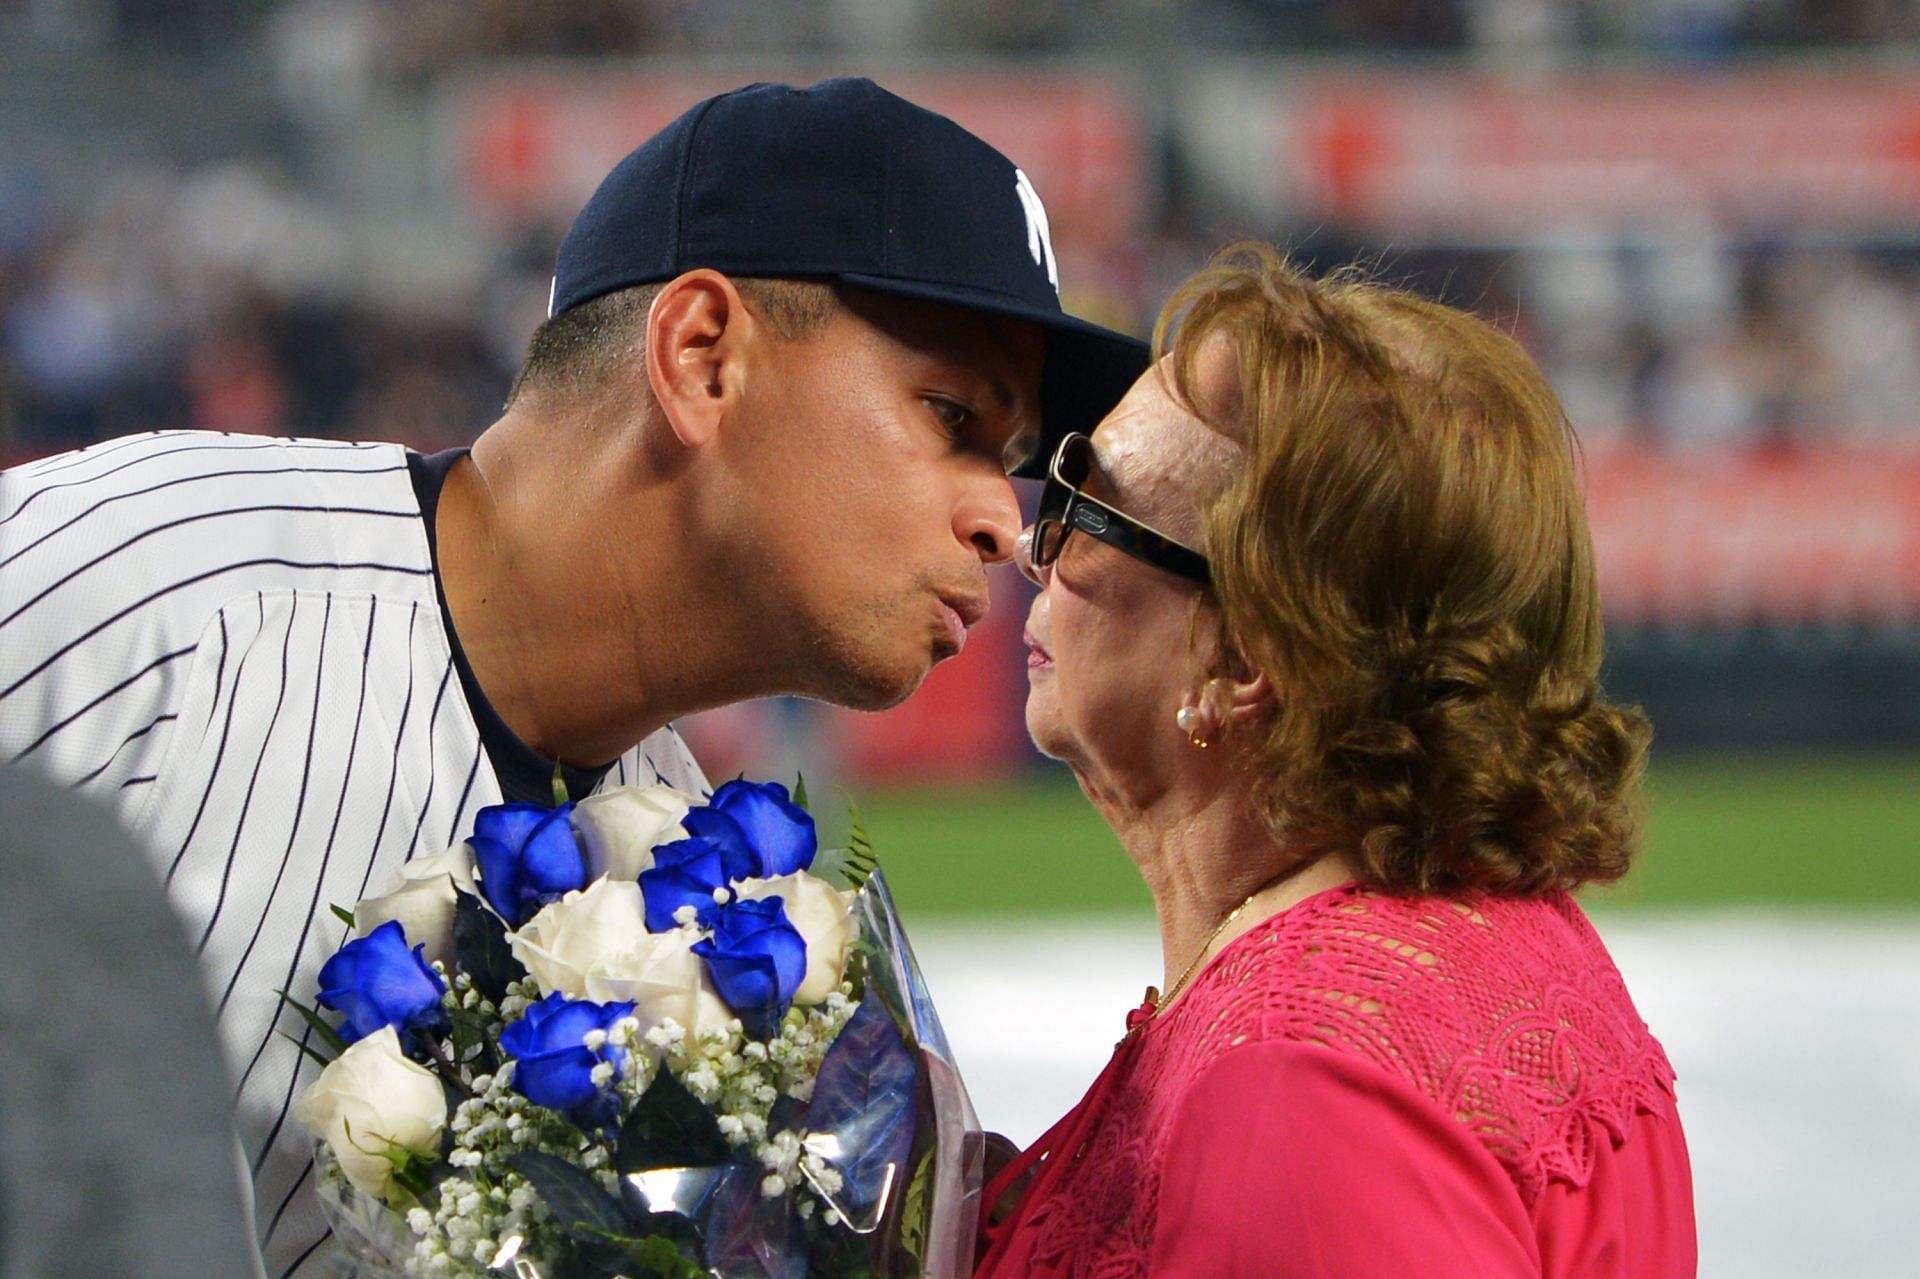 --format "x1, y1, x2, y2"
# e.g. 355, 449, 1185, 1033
285, 778, 983, 1279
